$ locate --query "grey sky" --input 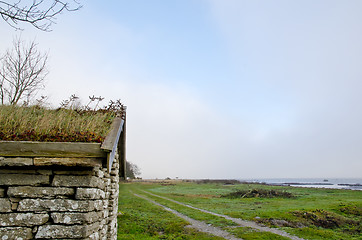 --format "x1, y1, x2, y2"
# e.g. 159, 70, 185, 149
1, 0, 361, 179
